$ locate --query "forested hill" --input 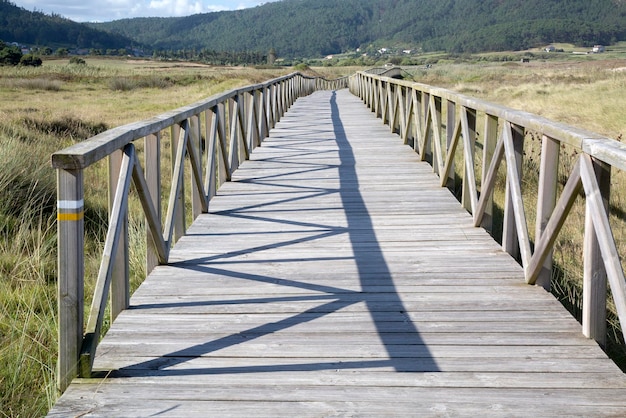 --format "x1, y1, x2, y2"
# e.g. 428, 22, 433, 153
0, 0, 135, 50
1, 0, 625, 57
90, 0, 626, 57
